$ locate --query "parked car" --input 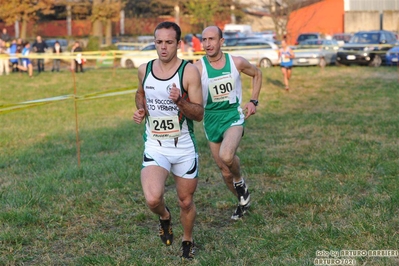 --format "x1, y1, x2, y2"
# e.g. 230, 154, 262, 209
295, 32, 322, 45
222, 37, 248, 47
293, 39, 339, 66
223, 38, 279, 68
253, 30, 276, 40
223, 31, 247, 39
120, 43, 157, 68
332, 33, 353, 46
386, 46, 399, 66
336, 30, 398, 67
120, 43, 184, 68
